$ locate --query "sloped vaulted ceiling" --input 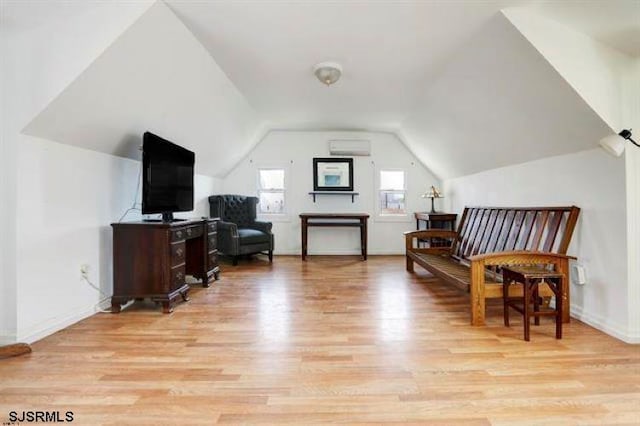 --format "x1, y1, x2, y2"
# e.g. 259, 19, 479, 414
23, 1, 261, 177
400, 12, 612, 179
22, 1, 626, 180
